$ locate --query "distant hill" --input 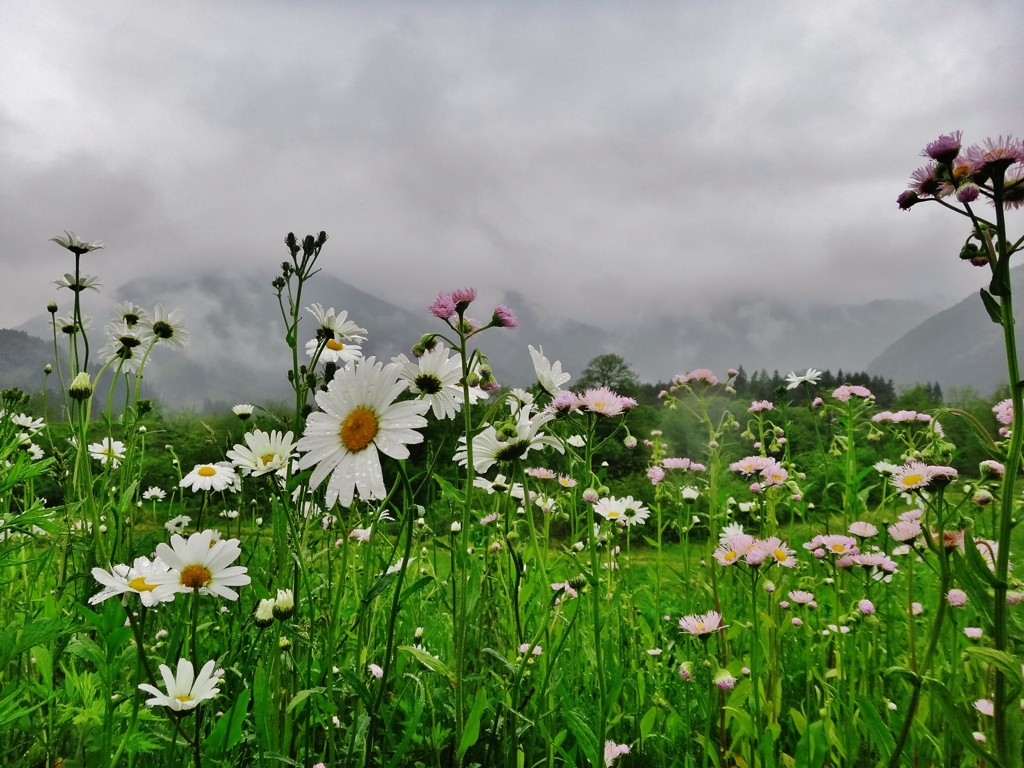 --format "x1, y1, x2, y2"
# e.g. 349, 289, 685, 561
868, 265, 1024, 395
10, 268, 948, 409
0, 329, 52, 392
